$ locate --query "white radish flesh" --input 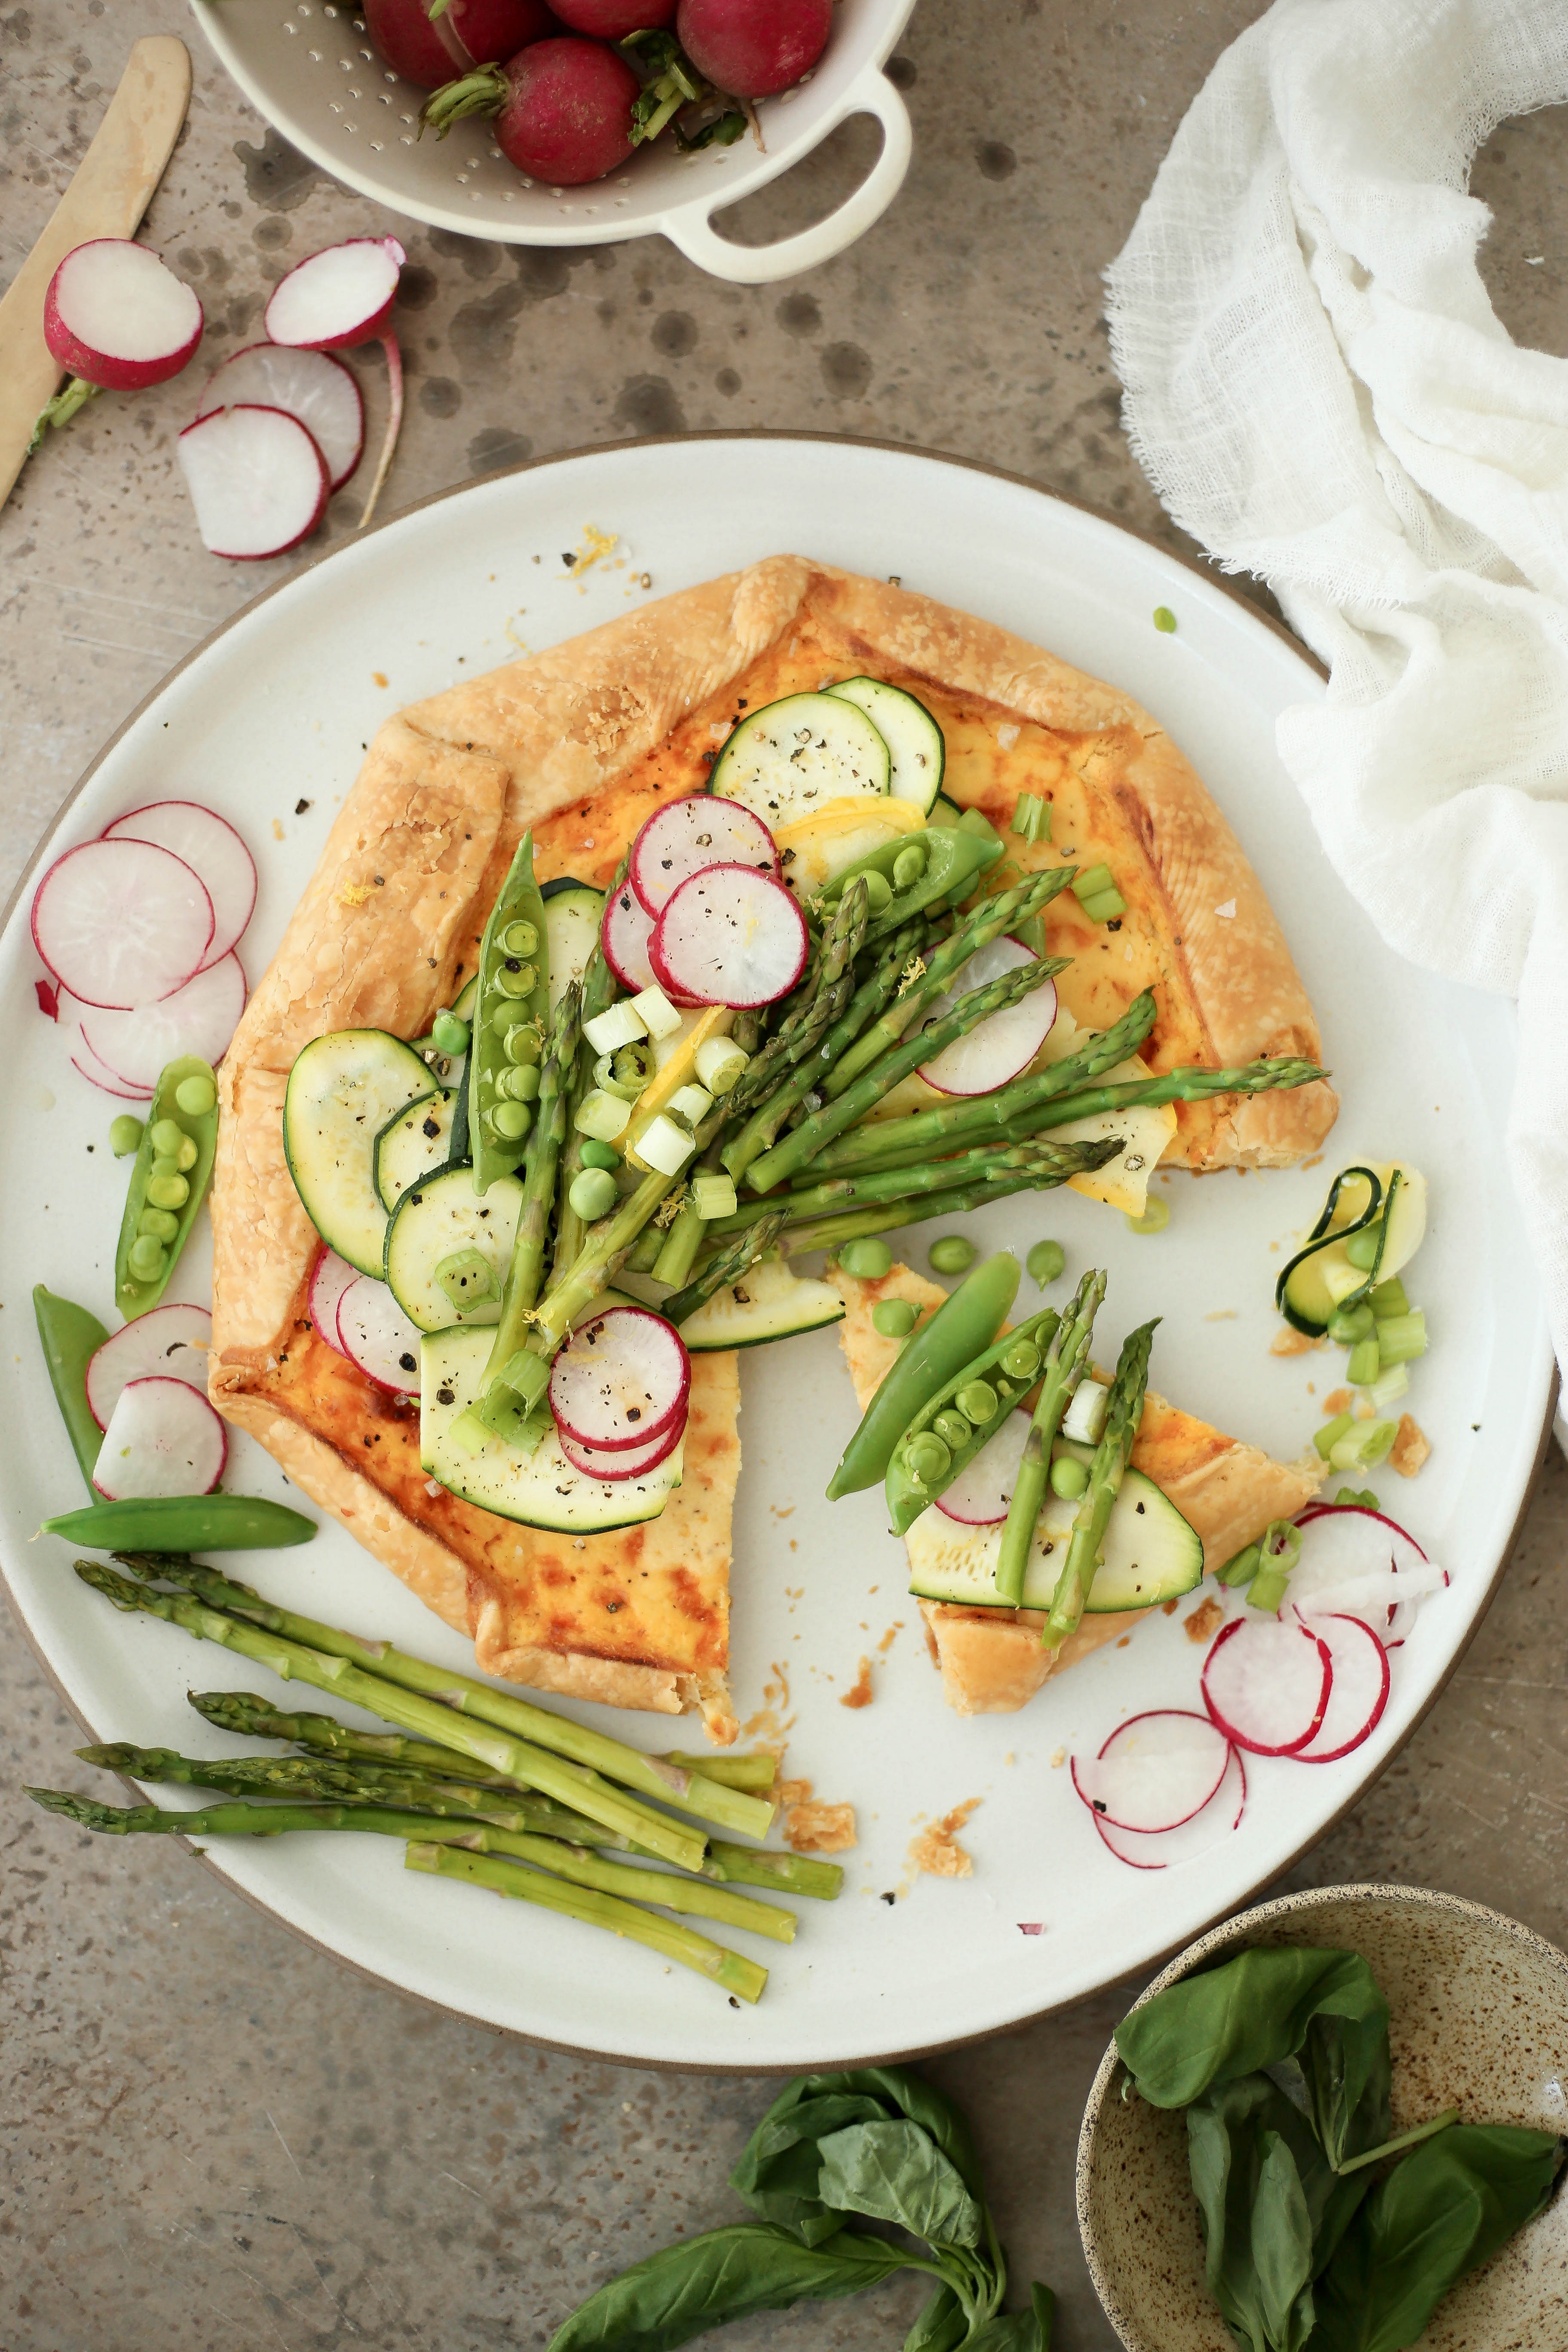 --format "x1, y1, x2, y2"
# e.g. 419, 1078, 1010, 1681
1072, 1709, 1233, 1833
309, 1250, 359, 1357
336, 1276, 423, 1392
264, 237, 406, 349
80, 953, 246, 1092
43, 239, 203, 390
92, 1375, 227, 1500
103, 802, 257, 967
650, 865, 808, 1009
549, 1306, 690, 1451
630, 795, 779, 916
601, 879, 661, 995
178, 405, 329, 561
1202, 1616, 1332, 1757
1284, 1506, 1445, 1632
86, 1305, 213, 1429
71, 1026, 147, 1100
1092, 1747, 1247, 1870
557, 1412, 686, 1482
934, 1409, 1031, 1525
195, 344, 364, 490
32, 839, 214, 1010
1291, 1615, 1391, 1762
918, 937, 1058, 1096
